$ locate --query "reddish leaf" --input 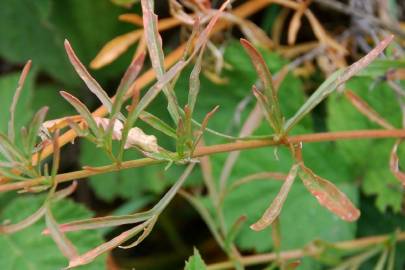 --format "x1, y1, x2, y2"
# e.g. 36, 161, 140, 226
250, 164, 299, 231
298, 164, 360, 222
